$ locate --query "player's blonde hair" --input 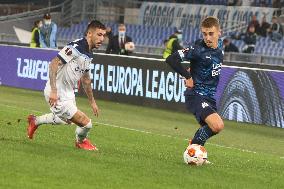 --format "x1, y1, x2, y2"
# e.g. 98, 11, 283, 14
201, 16, 220, 29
